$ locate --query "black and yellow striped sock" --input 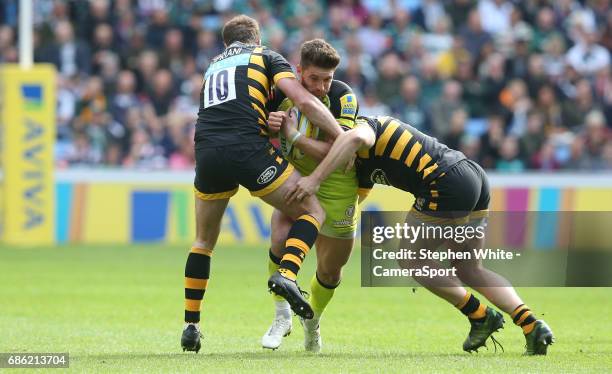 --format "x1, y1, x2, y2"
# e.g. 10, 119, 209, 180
184, 246, 212, 323
268, 249, 284, 302
511, 304, 537, 334
278, 214, 320, 281
456, 291, 487, 321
